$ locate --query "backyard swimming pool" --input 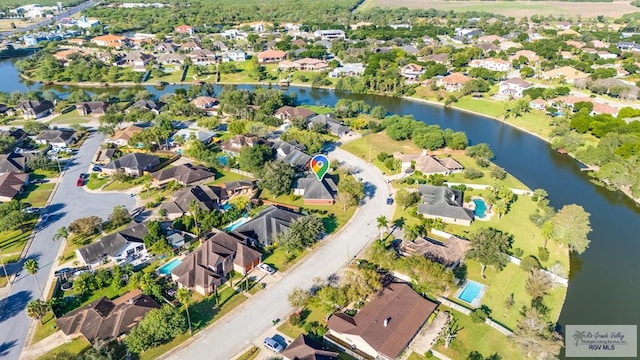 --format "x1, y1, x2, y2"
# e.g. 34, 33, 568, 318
457, 280, 485, 305
224, 216, 249, 231
157, 258, 182, 276
472, 199, 487, 219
